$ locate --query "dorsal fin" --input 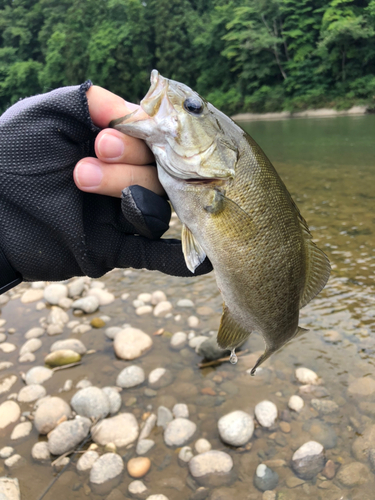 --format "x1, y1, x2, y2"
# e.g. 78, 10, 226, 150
217, 305, 251, 350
